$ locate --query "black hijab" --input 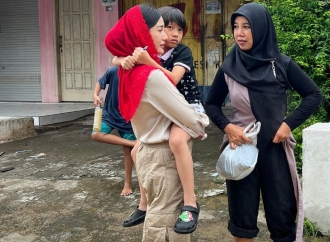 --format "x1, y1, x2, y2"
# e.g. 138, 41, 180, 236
221, 3, 291, 147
